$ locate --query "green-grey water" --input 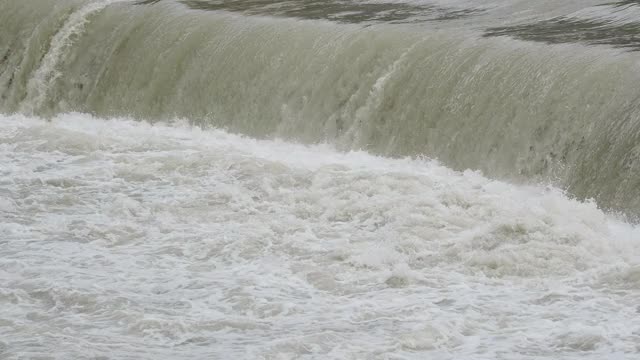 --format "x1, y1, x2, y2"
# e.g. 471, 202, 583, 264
1, 1, 640, 359
2, 0, 640, 217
